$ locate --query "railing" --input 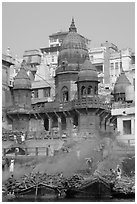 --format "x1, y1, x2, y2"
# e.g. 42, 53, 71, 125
6, 105, 32, 114
117, 138, 135, 147
55, 66, 79, 74
112, 102, 135, 109
2, 147, 55, 157
72, 98, 112, 110
2, 130, 61, 142
7, 97, 112, 115
32, 97, 112, 112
